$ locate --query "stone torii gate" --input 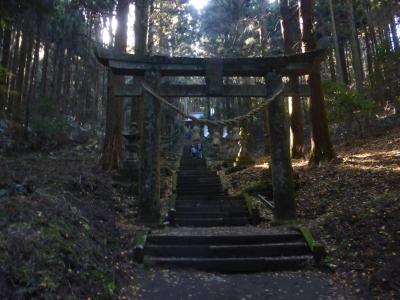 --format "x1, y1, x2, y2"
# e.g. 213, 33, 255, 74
95, 48, 326, 225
